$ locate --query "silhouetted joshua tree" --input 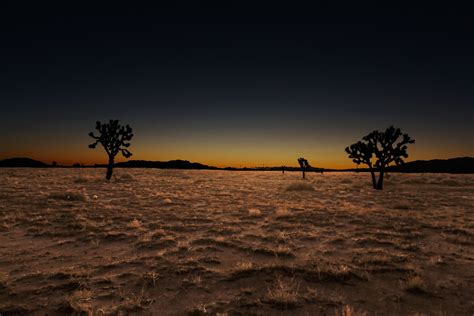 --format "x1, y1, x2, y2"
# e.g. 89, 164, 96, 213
297, 157, 310, 179
88, 120, 134, 180
345, 126, 414, 190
